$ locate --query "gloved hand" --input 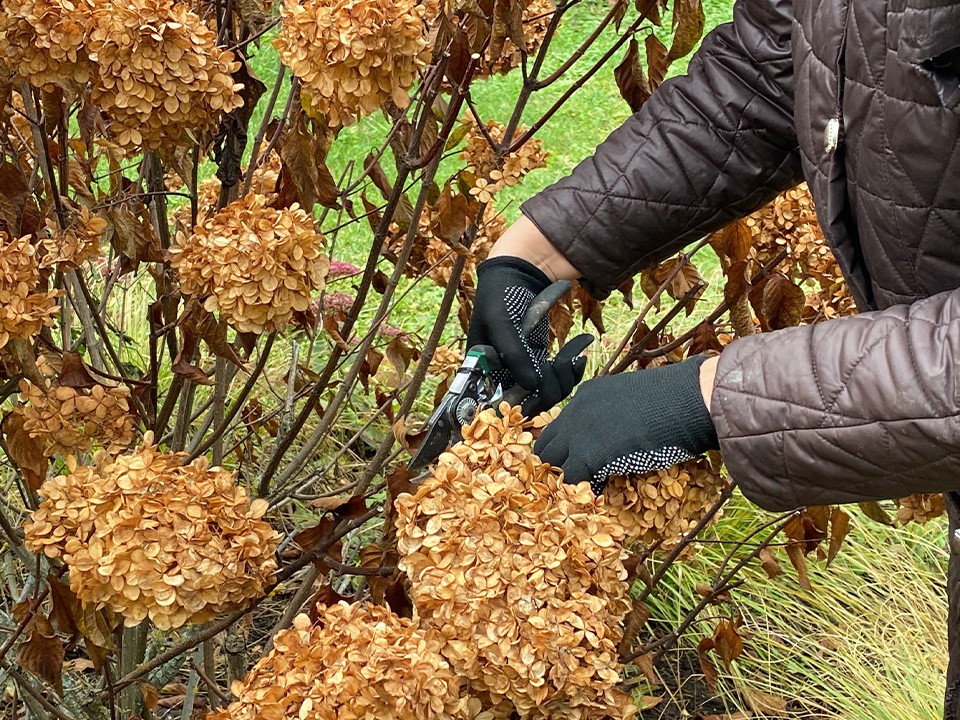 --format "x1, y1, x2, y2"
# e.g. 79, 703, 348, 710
534, 355, 719, 494
468, 256, 590, 415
